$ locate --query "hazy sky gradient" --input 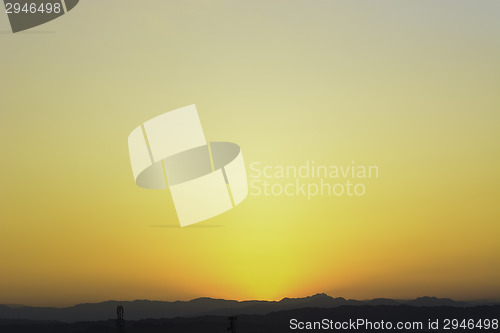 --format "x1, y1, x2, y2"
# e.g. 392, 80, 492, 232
1, 0, 499, 306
